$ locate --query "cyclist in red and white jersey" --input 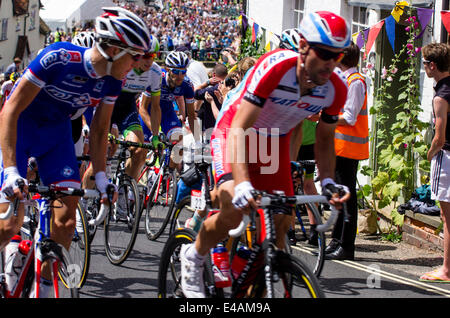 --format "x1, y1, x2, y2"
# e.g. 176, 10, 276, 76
180, 11, 352, 298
